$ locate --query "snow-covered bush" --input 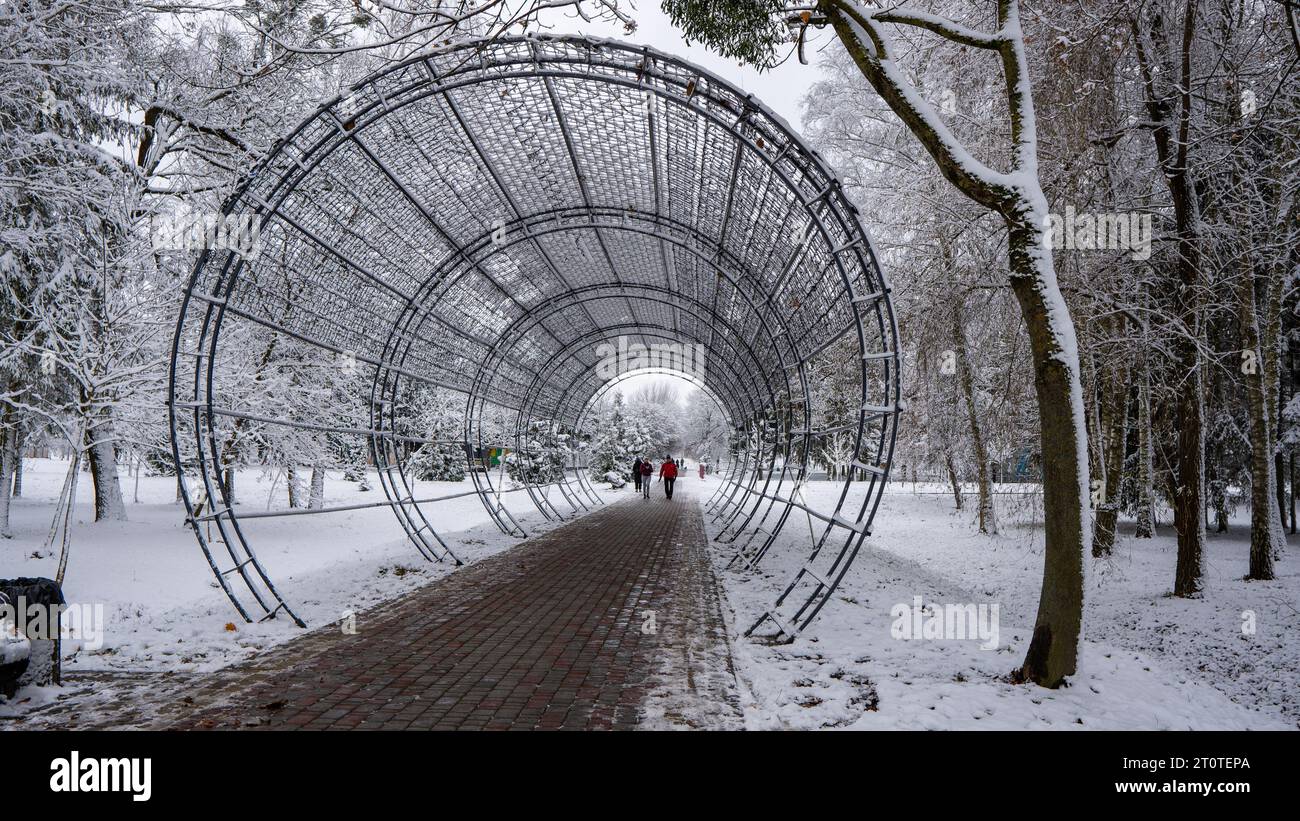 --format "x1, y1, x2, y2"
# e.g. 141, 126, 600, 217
406, 441, 466, 482
589, 393, 649, 480
395, 386, 468, 482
